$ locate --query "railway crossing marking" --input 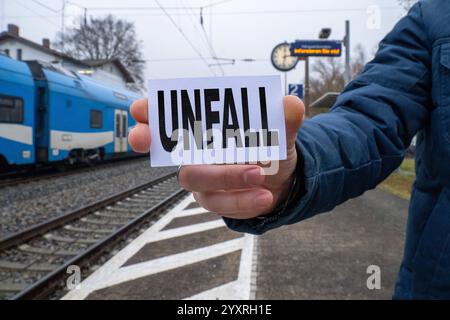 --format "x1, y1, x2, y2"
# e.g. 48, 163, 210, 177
62, 194, 257, 300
